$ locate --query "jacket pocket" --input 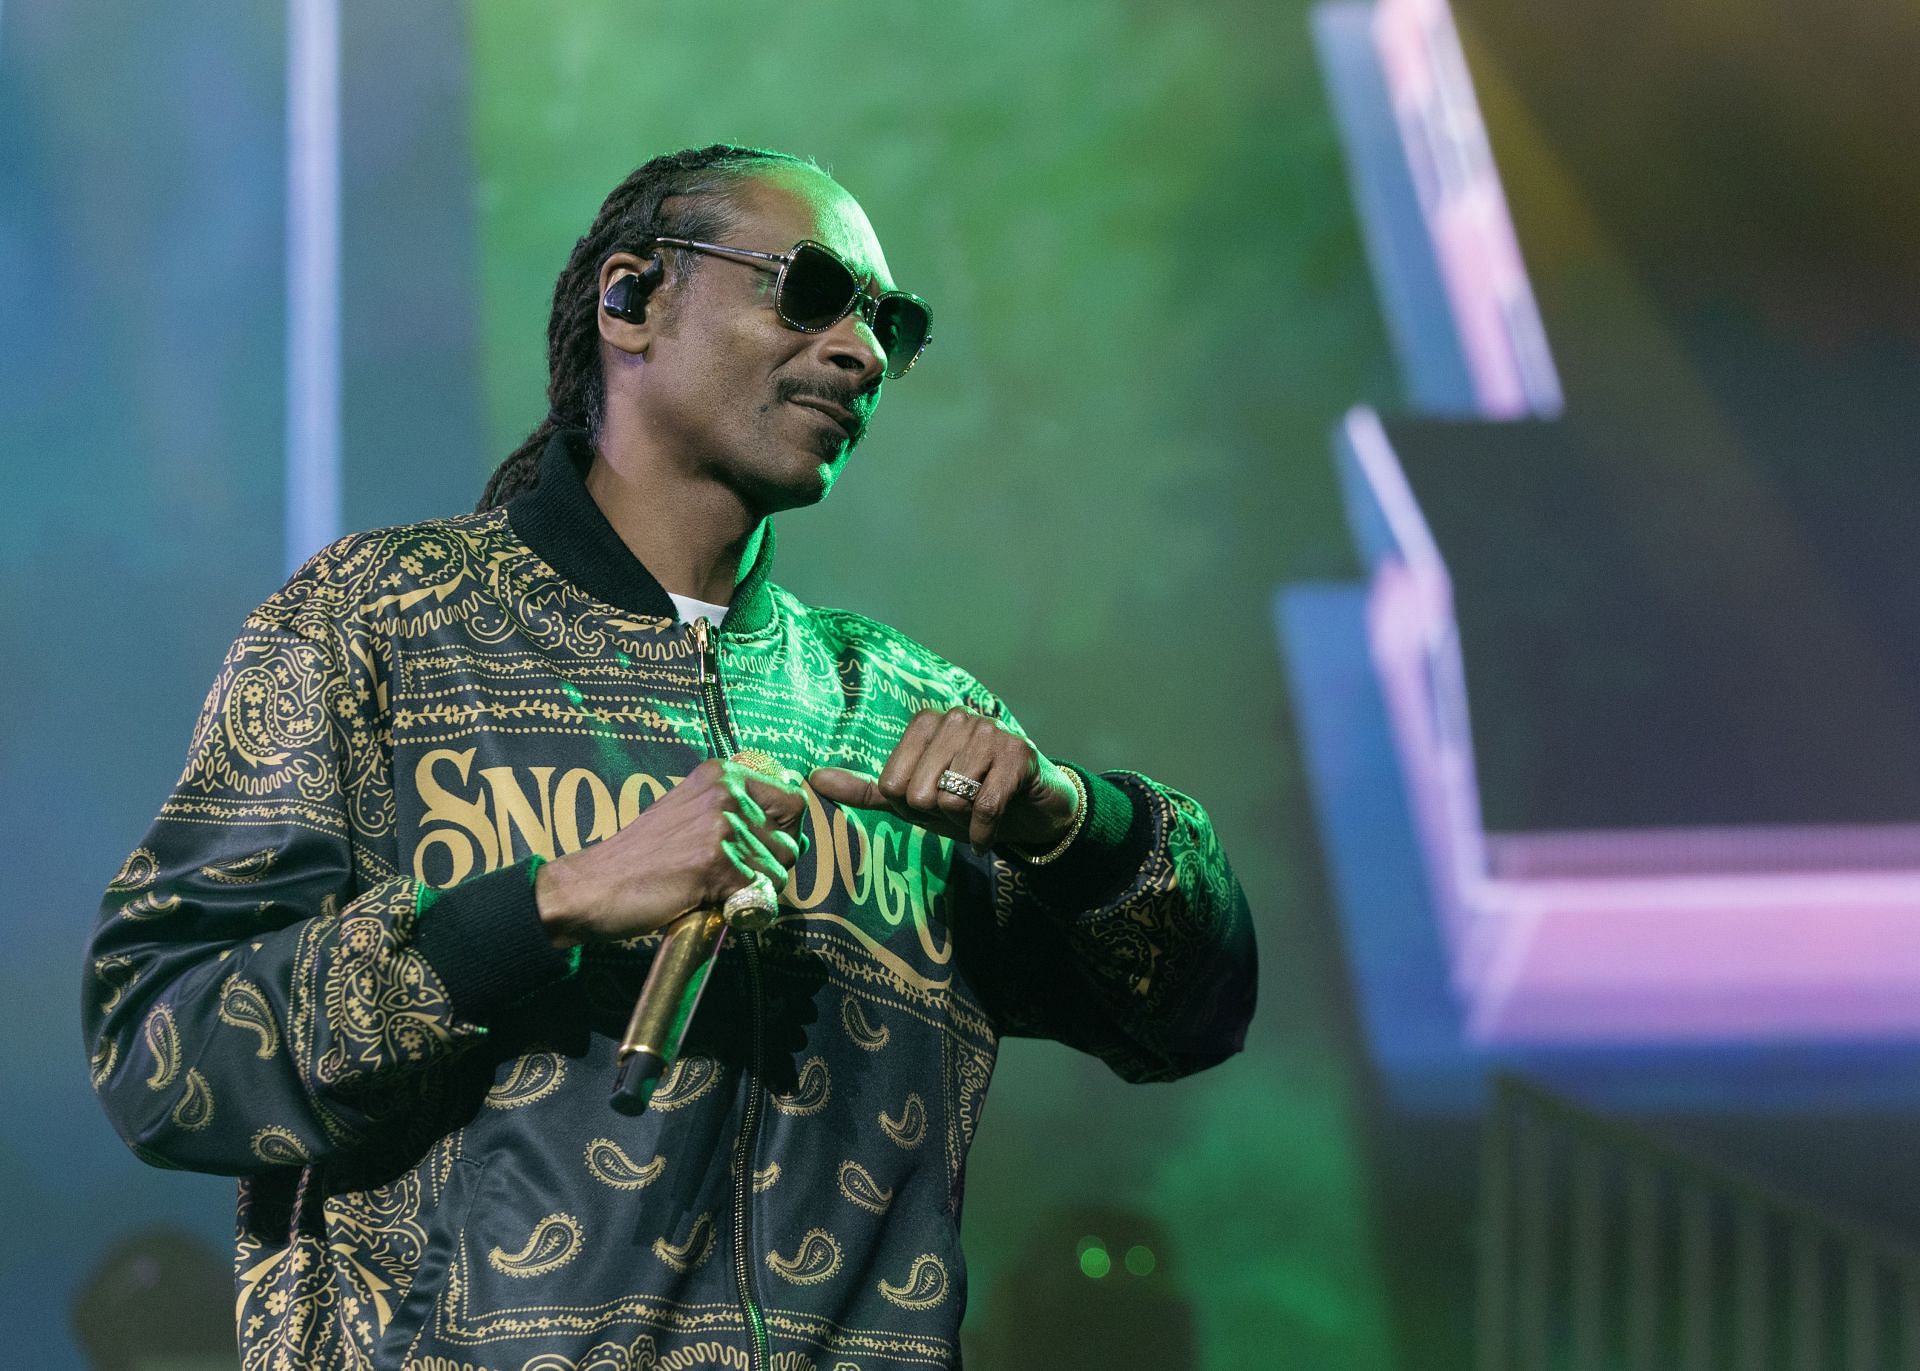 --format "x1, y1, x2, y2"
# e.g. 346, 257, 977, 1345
376, 1153, 487, 1364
